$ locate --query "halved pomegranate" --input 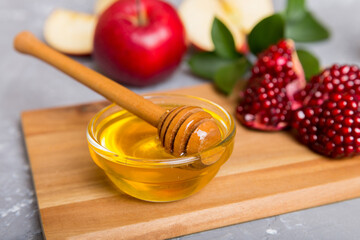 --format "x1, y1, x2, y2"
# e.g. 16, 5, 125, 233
236, 39, 305, 131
